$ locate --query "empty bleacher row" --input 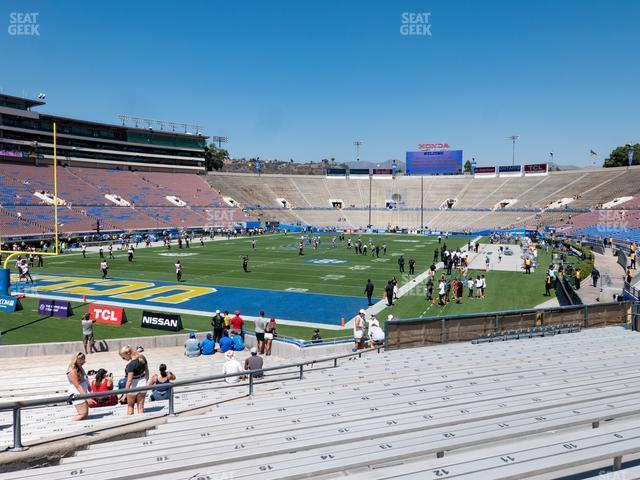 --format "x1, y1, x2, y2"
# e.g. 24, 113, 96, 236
0, 162, 252, 235
0, 347, 289, 451
4, 326, 640, 479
